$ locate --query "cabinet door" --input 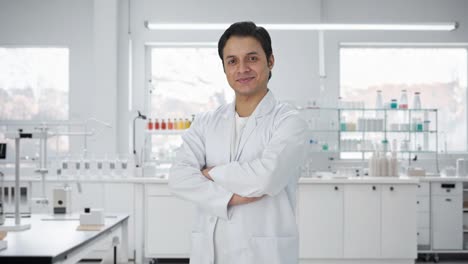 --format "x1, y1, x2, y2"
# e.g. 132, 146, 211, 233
145, 185, 194, 257
344, 184, 381, 258
381, 185, 417, 258
432, 194, 463, 250
297, 184, 343, 258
